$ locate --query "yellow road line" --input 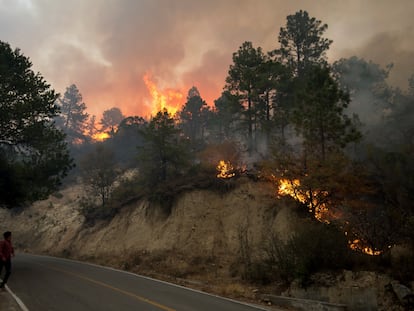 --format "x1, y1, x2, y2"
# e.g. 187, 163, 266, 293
39, 264, 176, 311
